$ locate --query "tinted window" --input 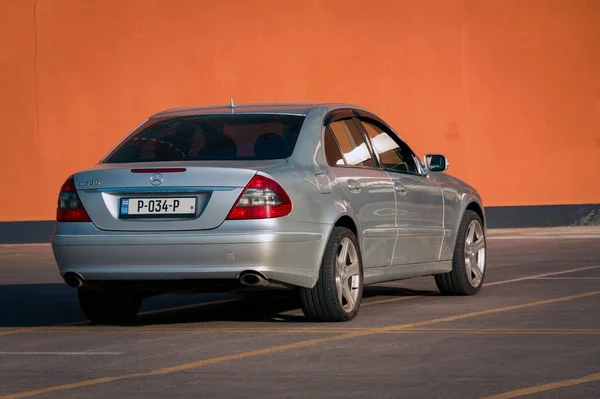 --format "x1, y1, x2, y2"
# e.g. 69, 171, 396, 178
360, 120, 418, 174
104, 114, 305, 163
327, 119, 375, 168
323, 128, 346, 166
